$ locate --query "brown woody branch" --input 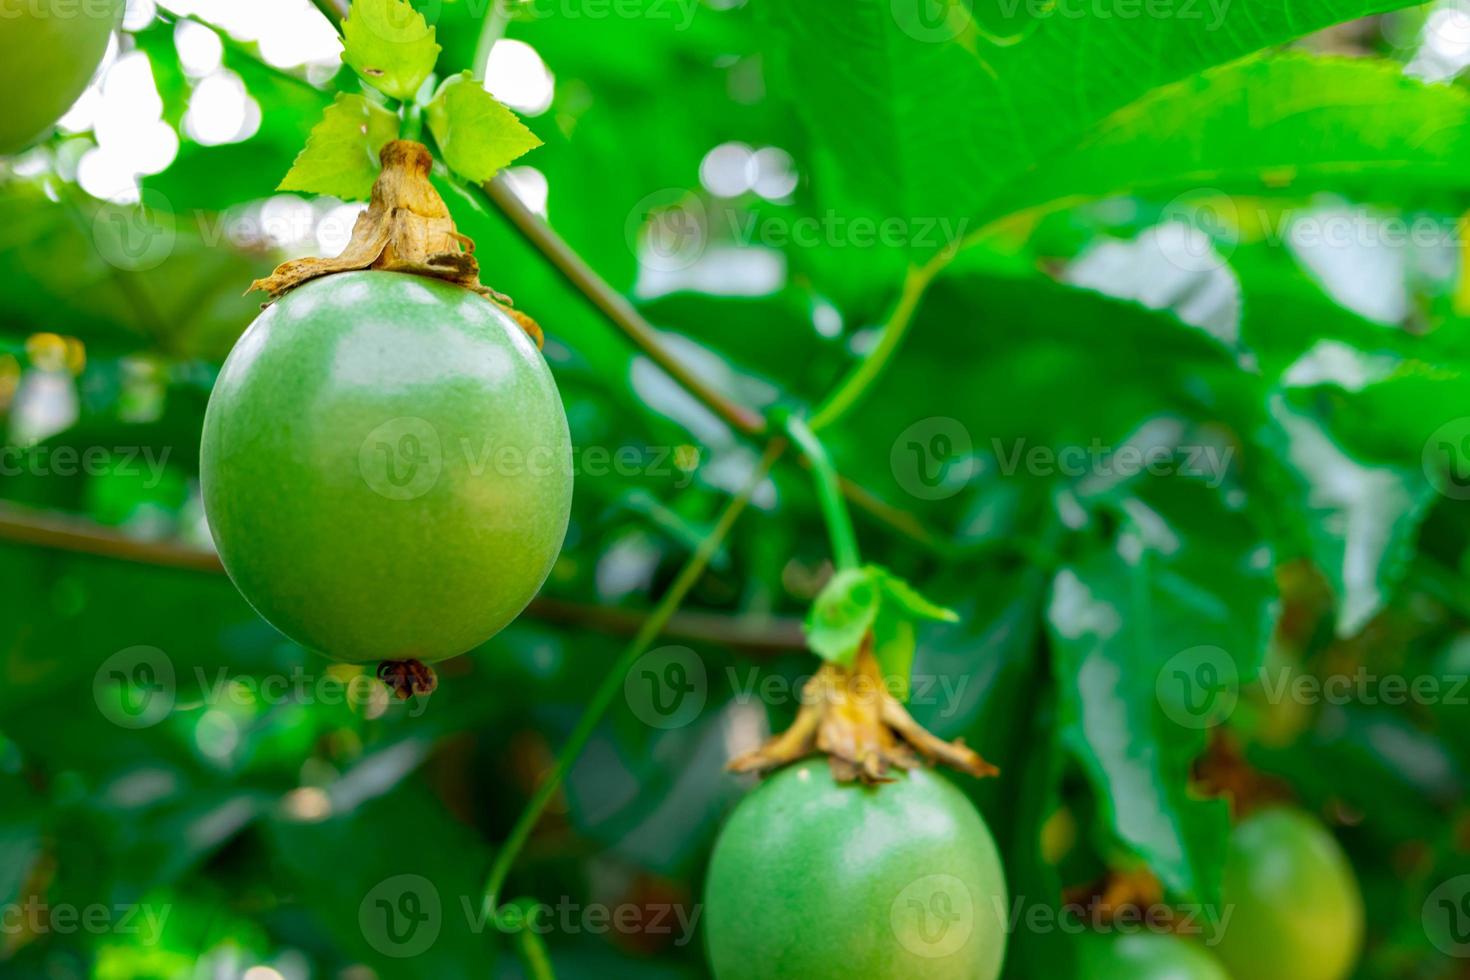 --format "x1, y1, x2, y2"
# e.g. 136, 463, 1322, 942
475, 176, 954, 555
0, 501, 800, 654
